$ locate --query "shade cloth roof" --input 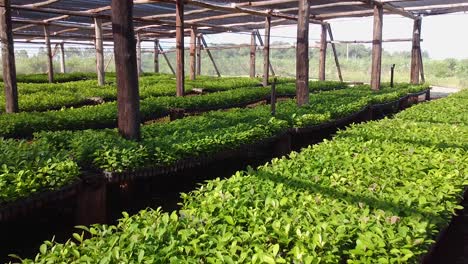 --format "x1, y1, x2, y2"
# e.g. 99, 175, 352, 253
9, 0, 468, 42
